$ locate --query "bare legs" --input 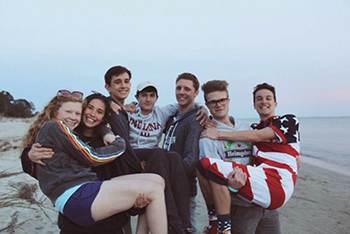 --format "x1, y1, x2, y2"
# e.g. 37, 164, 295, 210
91, 173, 167, 234
209, 181, 231, 215
197, 170, 231, 215
197, 171, 214, 206
197, 166, 247, 233
136, 214, 149, 234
